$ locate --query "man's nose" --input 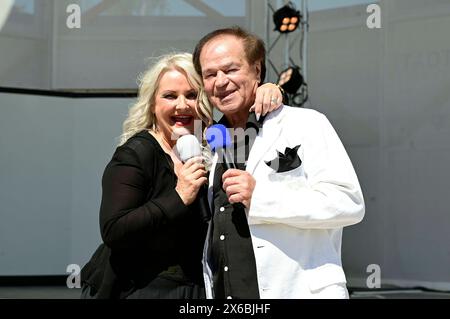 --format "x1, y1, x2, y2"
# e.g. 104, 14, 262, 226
215, 71, 229, 88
